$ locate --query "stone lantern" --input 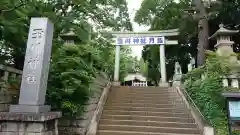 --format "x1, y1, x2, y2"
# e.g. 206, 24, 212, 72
209, 24, 239, 59
60, 28, 80, 45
